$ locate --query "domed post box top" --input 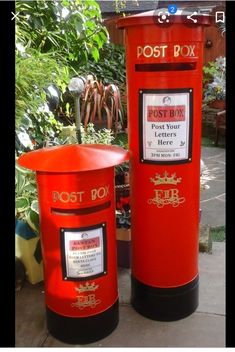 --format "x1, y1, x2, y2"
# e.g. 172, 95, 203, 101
17, 144, 130, 173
